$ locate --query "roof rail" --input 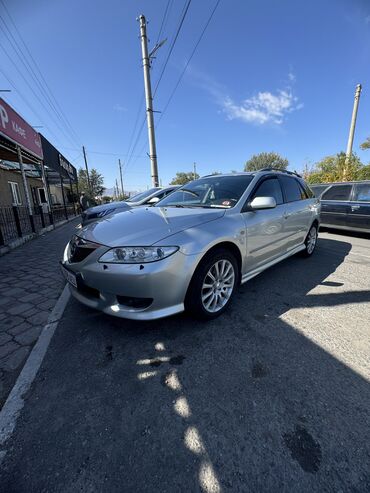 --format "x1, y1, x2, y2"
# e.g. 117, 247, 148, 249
259, 168, 302, 178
